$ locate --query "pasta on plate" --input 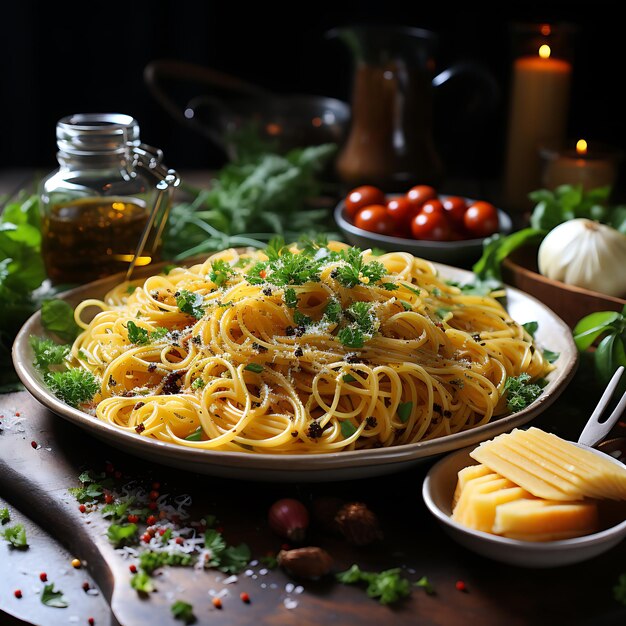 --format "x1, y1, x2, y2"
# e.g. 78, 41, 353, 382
69, 240, 553, 454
